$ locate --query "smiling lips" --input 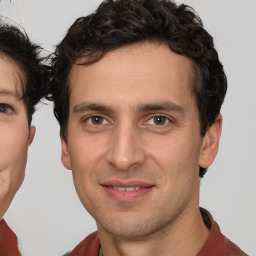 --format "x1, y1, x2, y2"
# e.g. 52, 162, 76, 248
101, 181, 155, 202
113, 186, 142, 191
